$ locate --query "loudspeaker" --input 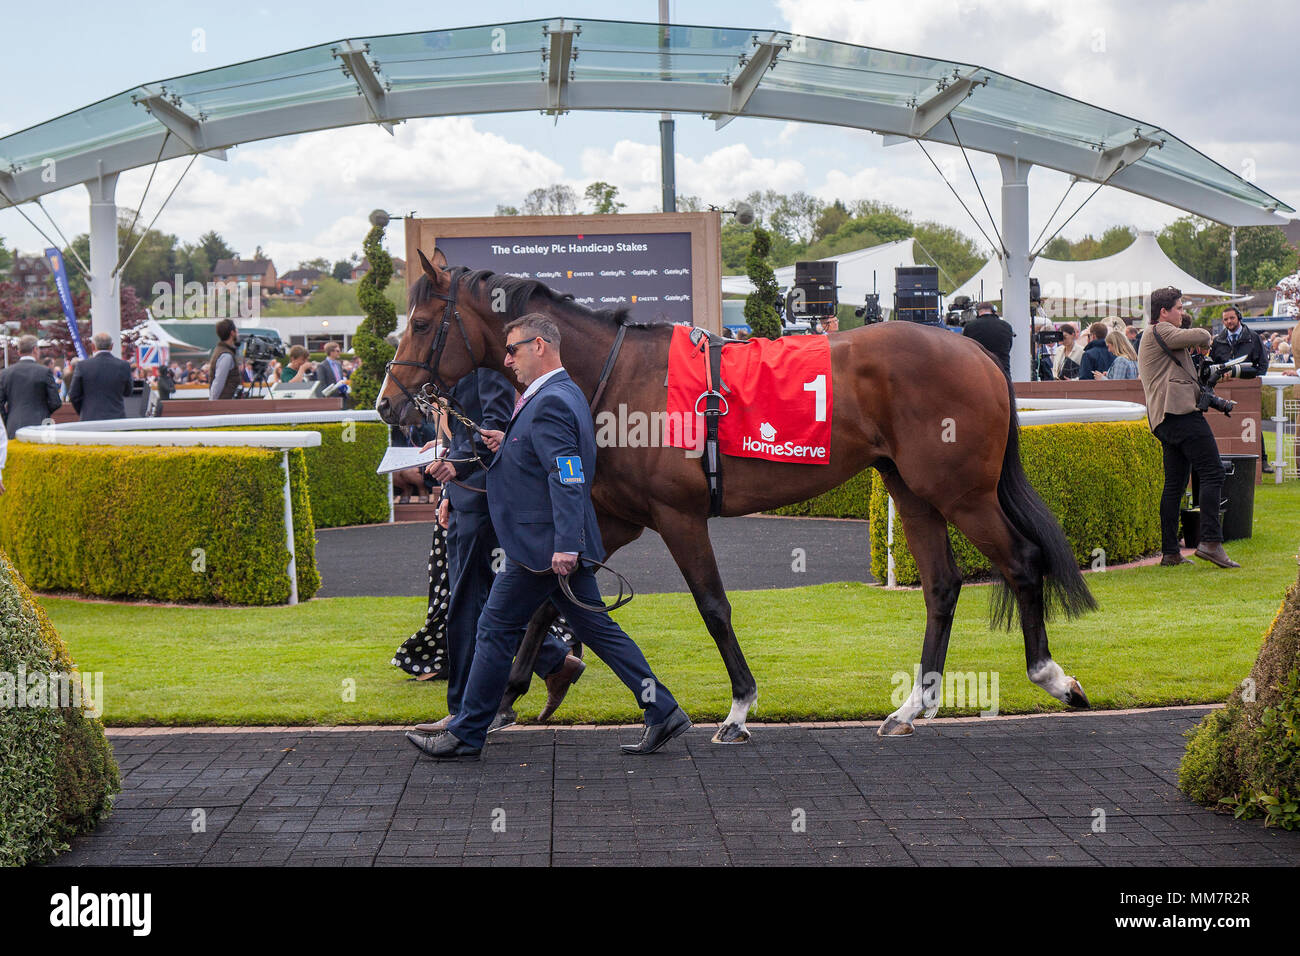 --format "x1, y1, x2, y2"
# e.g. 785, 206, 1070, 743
894, 266, 940, 322
790, 260, 838, 318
